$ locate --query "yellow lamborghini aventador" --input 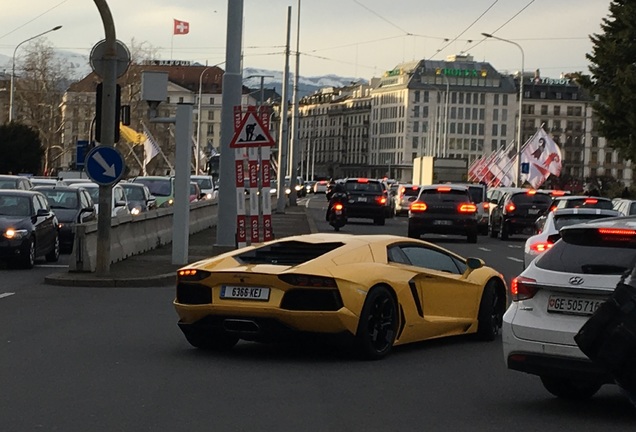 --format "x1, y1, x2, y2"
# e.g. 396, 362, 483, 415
174, 233, 507, 359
